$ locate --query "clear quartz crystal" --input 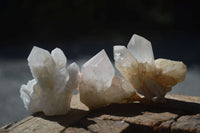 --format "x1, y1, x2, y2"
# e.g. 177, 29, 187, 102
79, 50, 138, 109
20, 46, 80, 115
114, 34, 187, 101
